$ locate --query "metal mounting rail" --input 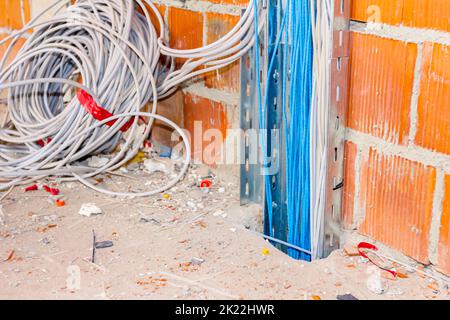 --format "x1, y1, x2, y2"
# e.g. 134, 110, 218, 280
239, 3, 266, 206
240, 0, 350, 259
323, 0, 351, 257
